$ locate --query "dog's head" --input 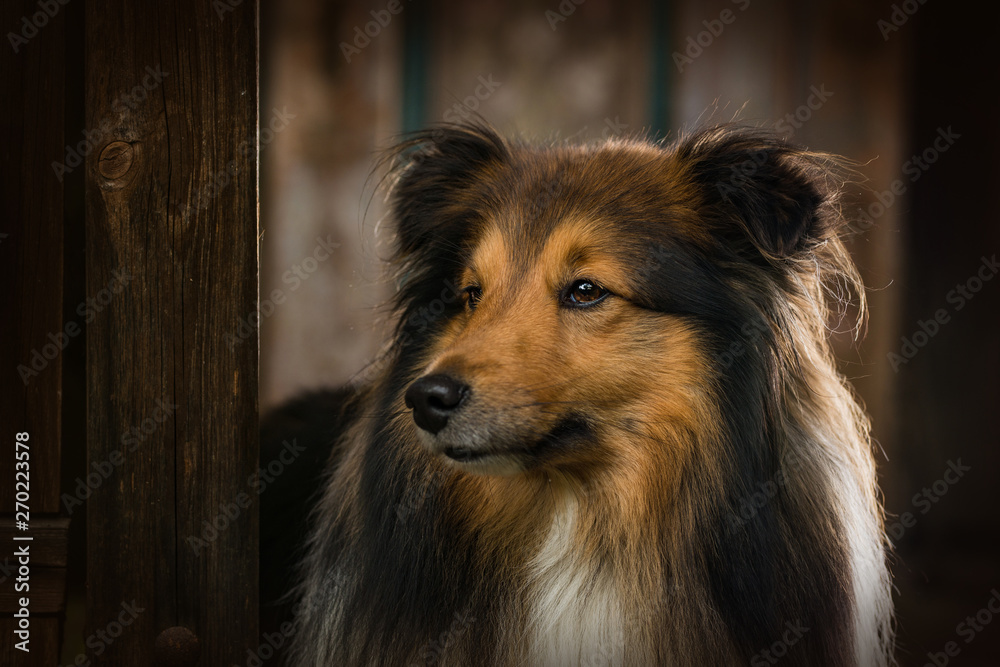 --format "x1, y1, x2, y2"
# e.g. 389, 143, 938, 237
385, 124, 857, 478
